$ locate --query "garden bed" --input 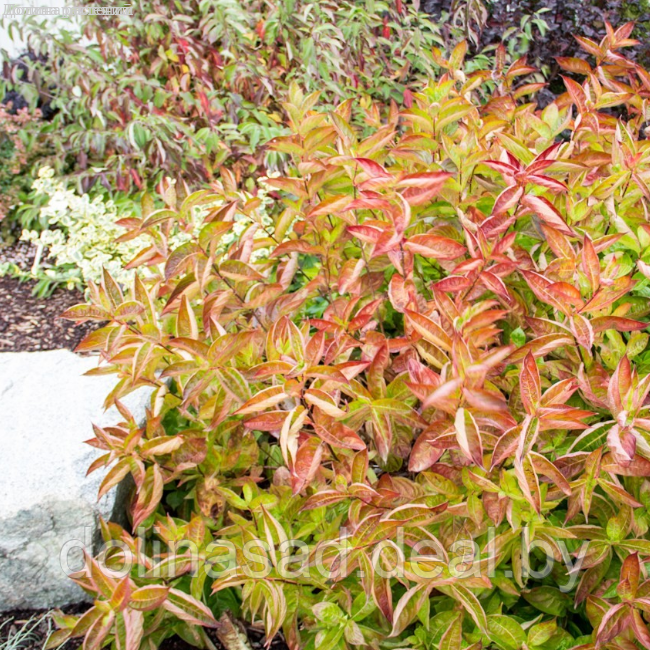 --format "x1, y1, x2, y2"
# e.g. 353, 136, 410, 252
0, 607, 84, 650
3, 6, 650, 649
0, 608, 289, 650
